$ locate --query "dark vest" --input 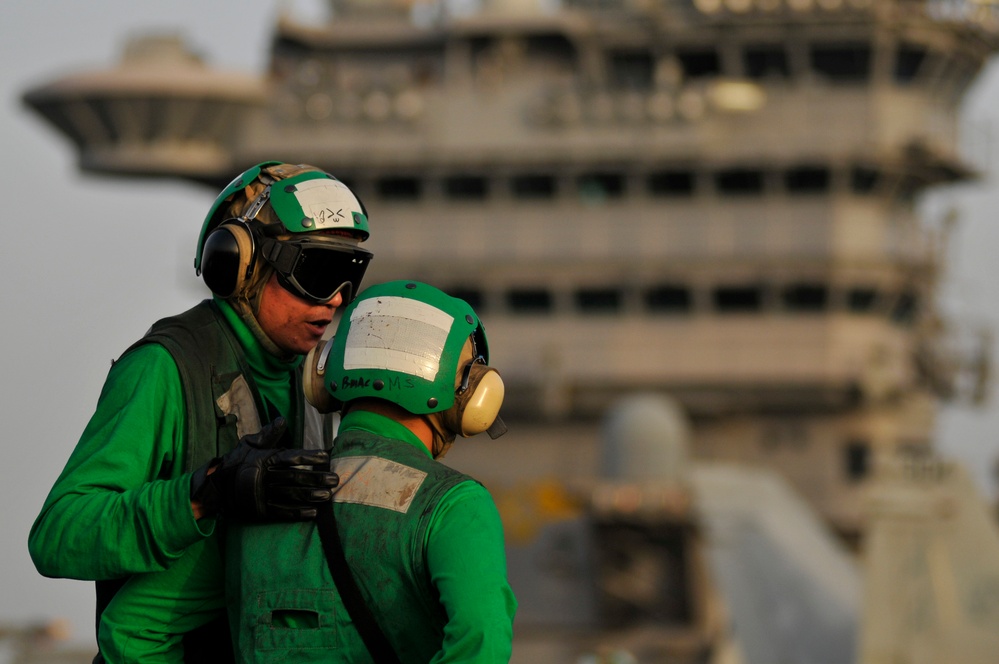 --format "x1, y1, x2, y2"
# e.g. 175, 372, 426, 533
226, 429, 475, 663
94, 300, 333, 664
